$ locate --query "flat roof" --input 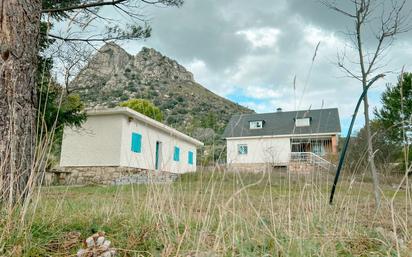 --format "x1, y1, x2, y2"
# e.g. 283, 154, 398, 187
86, 107, 204, 147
